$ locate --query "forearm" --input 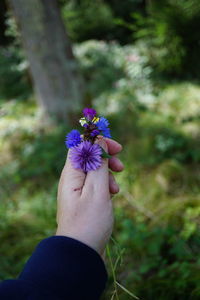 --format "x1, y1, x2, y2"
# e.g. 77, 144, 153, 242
0, 236, 107, 300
